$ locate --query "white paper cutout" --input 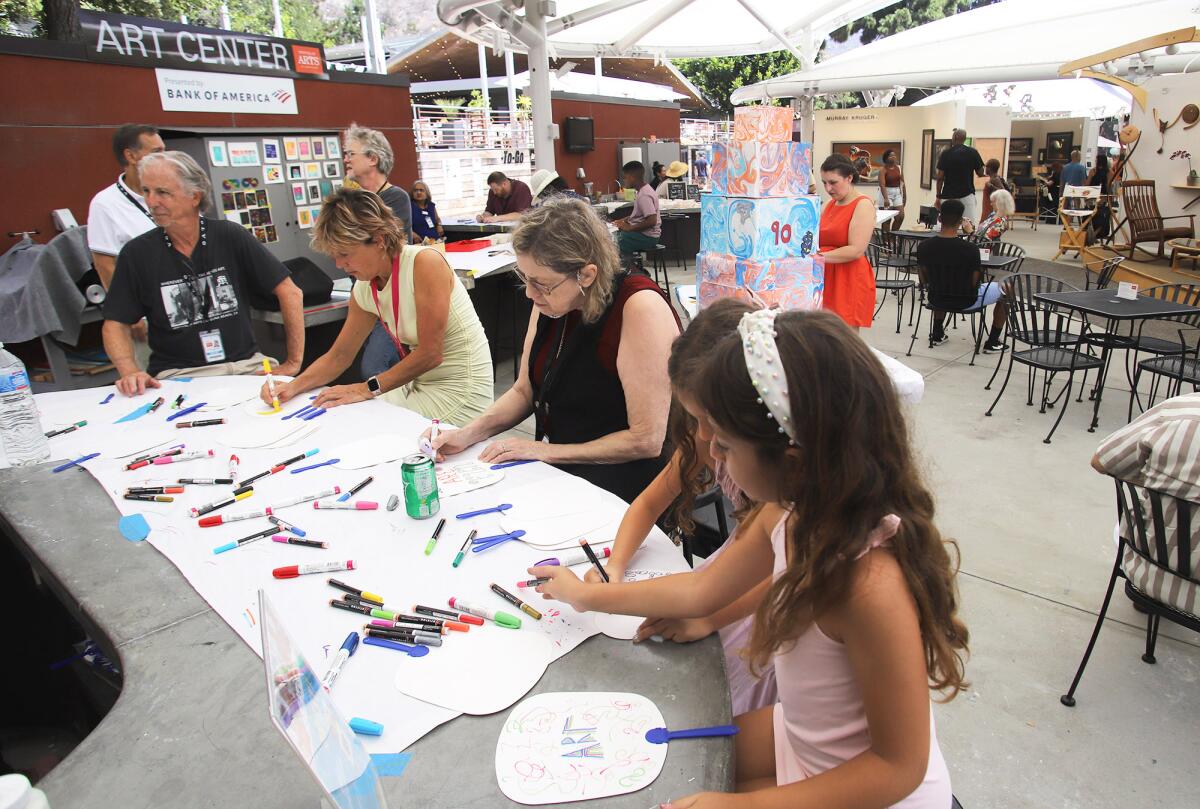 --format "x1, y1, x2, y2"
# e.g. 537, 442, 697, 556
333, 436, 412, 469
494, 692, 667, 805
436, 460, 504, 498
594, 569, 675, 640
